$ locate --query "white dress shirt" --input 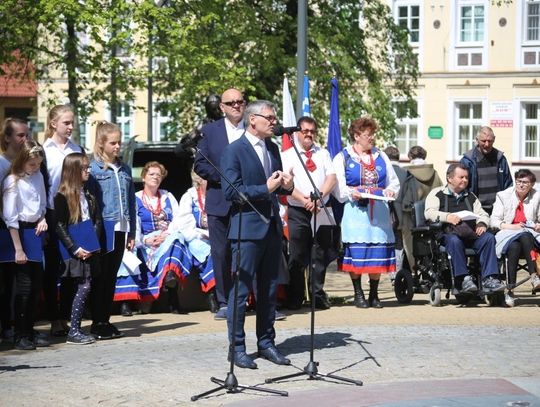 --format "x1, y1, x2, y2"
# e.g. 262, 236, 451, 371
224, 117, 245, 144
2, 172, 46, 228
43, 137, 83, 209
